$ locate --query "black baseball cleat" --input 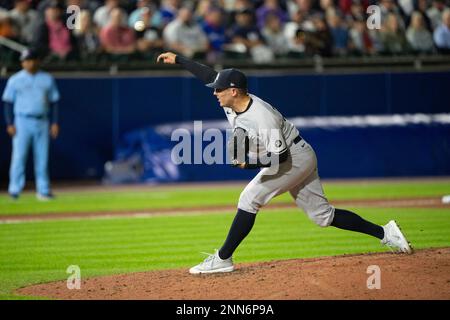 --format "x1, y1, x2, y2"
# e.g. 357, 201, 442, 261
36, 193, 55, 201
9, 193, 19, 200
